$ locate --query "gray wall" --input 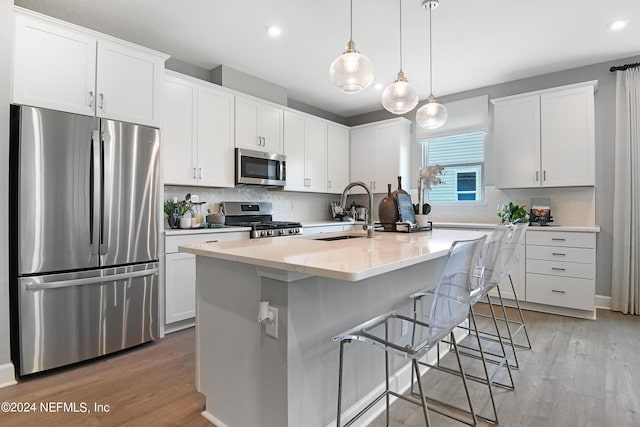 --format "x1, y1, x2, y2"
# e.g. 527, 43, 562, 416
349, 55, 640, 298
166, 58, 346, 124
0, 0, 14, 380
